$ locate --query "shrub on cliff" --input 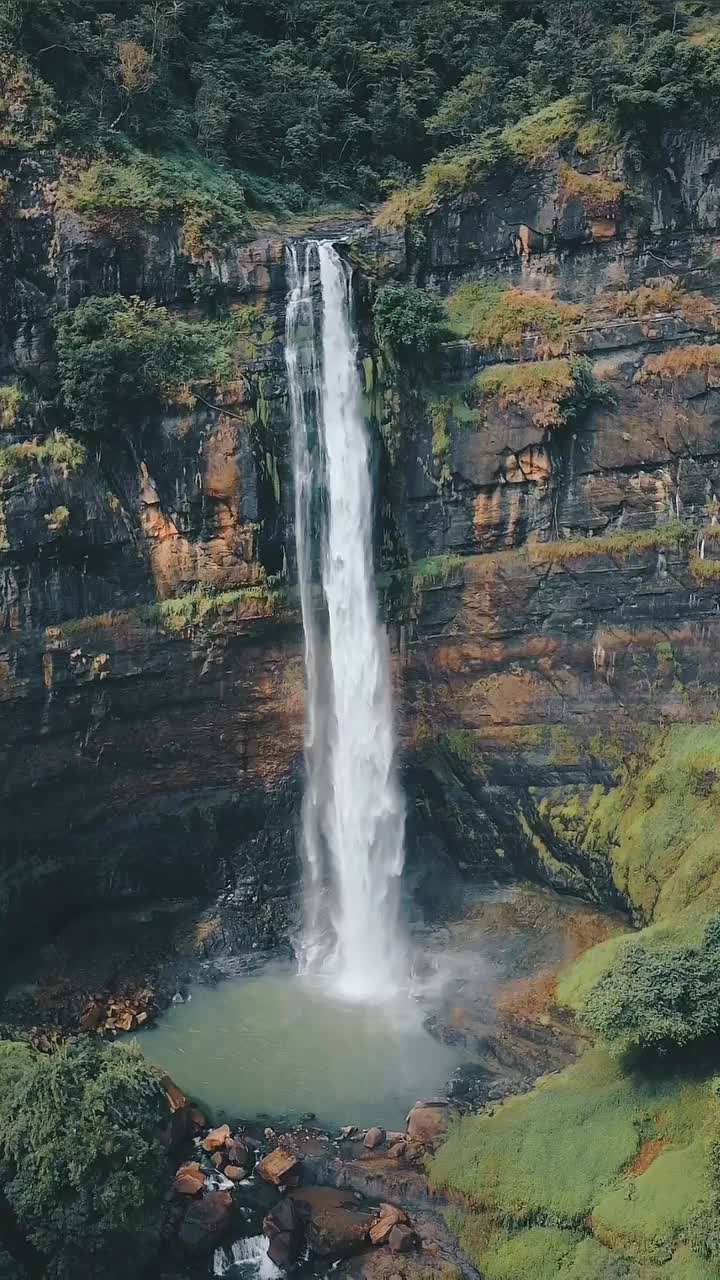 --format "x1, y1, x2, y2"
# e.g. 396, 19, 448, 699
373, 285, 448, 367
582, 916, 720, 1054
55, 294, 233, 433
0, 1038, 172, 1279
